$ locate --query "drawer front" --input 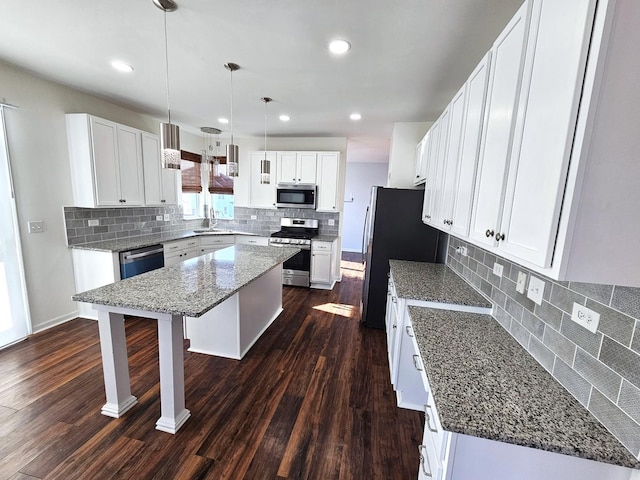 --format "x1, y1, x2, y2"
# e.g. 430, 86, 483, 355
236, 236, 269, 246
199, 235, 234, 246
163, 238, 198, 252
425, 391, 447, 460
311, 241, 332, 252
418, 429, 443, 480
